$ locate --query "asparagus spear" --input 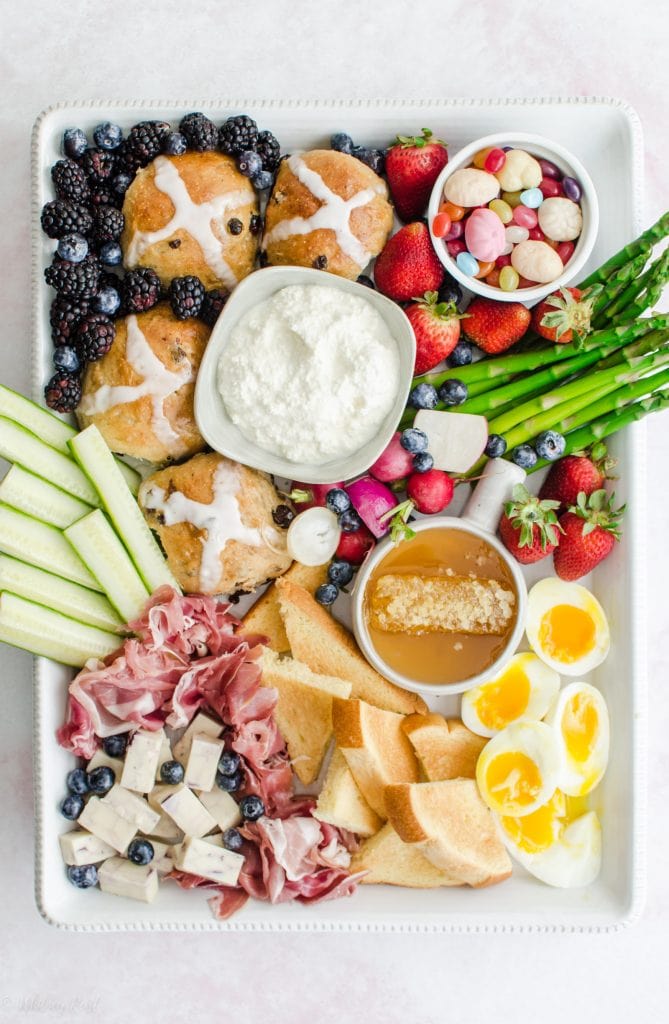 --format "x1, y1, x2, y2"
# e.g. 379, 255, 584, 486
597, 248, 669, 326
590, 250, 651, 324
545, 363, 669, 437
578, 212, 669, 289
